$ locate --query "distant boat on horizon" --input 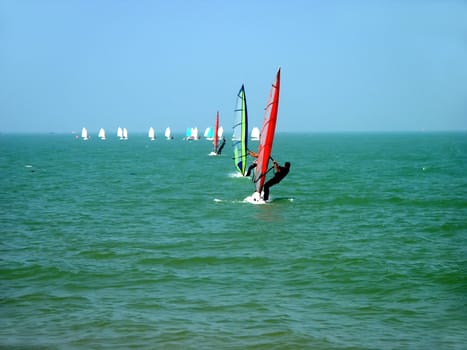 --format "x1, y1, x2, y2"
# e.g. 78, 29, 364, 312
251, 127, 260, 141
165, 127, 173, 140
98, 128, 106, 140
148, 127, 155, 141
185, 127, 199, 140
204, 127, 214, 140
81, 127, 89, 141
